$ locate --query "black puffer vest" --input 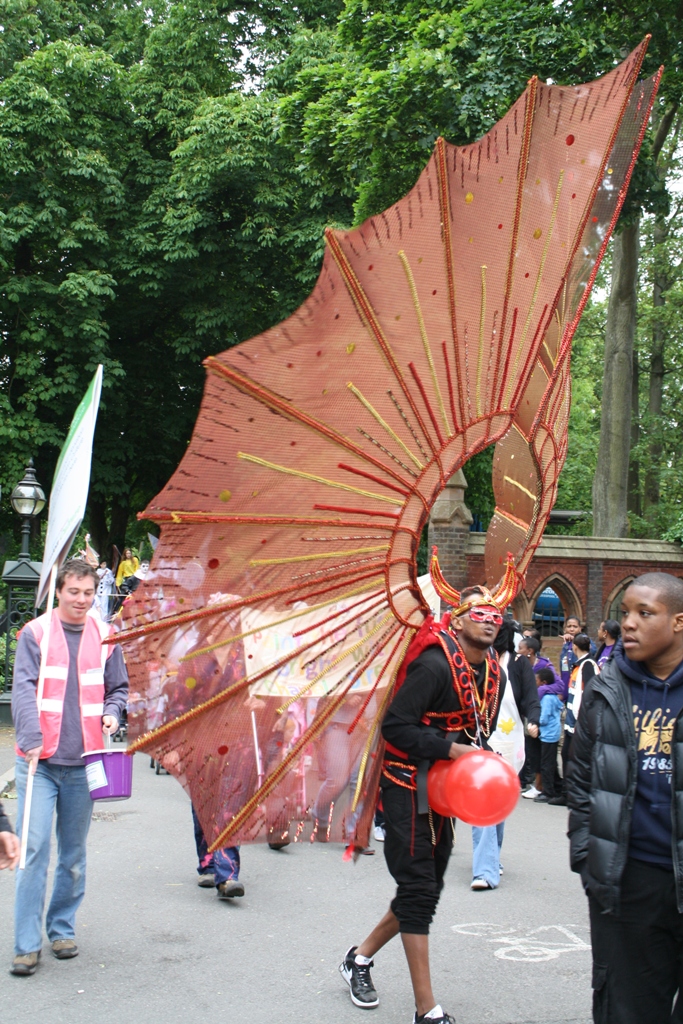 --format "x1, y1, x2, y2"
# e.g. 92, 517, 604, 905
567, 657, 683, 913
